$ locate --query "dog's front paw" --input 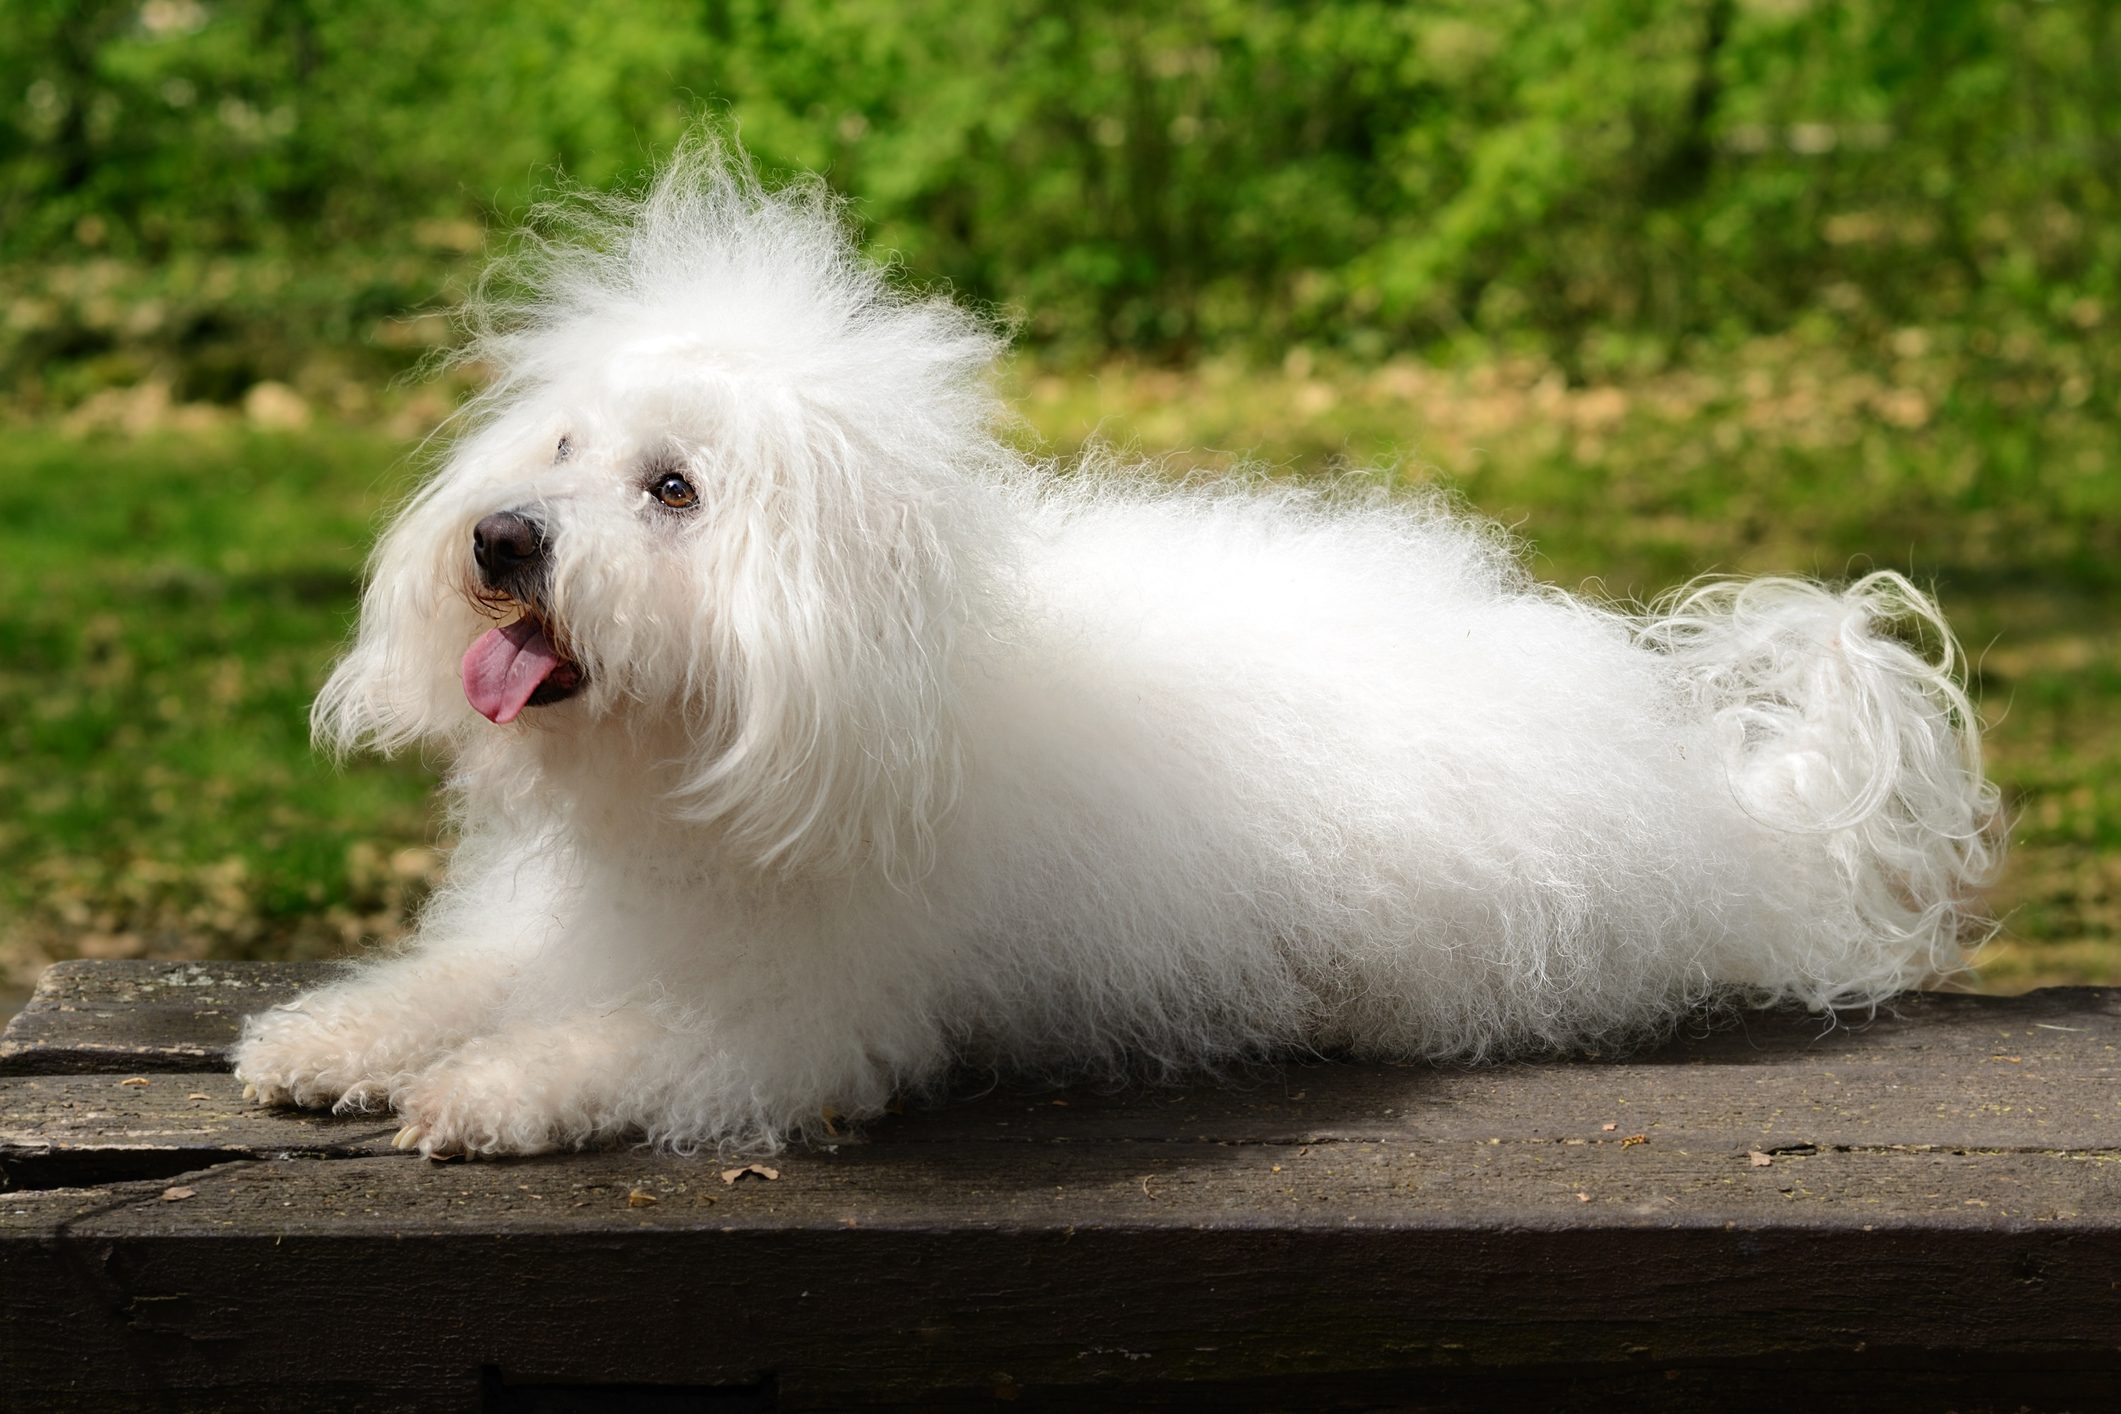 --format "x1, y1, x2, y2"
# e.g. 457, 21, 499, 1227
232, 990, 415, 1114
389, 1046, 573, 1159
236, 1004, 390, 1119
